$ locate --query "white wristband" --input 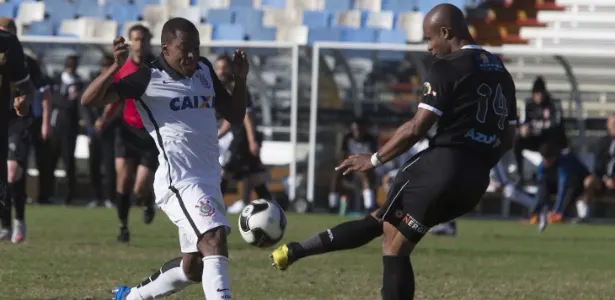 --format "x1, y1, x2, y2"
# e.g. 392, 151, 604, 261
371, 153, 383, 167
